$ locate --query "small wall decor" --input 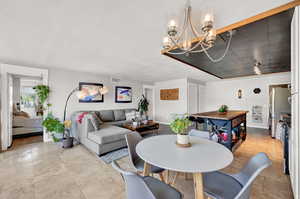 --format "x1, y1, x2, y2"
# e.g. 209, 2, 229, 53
253, 88, 261, 94
238, 89, 242, 99
115, 86, 132, 103
79, 82, 104, 103
160, 88, 179, 100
